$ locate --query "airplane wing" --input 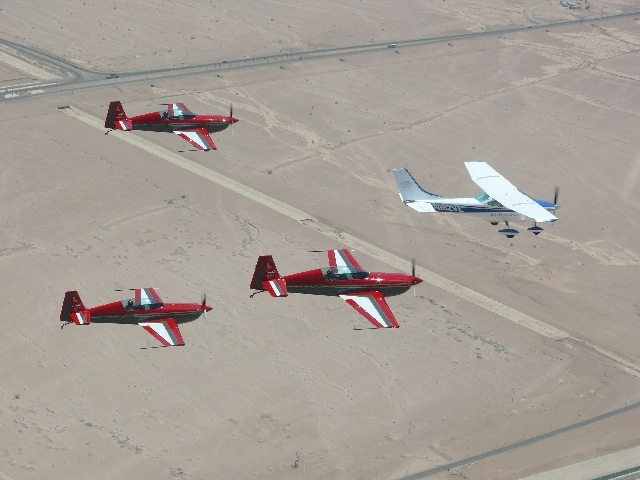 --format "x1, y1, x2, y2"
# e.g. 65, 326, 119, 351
177, 103, 195, 116
139, 318, 185, 346
133, 287, 163, 306
174, 128, 217, 151
167, 103, 195, 117
339, 291, 399, 328
465, 162, 558, 223
328, 249, 365, 274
